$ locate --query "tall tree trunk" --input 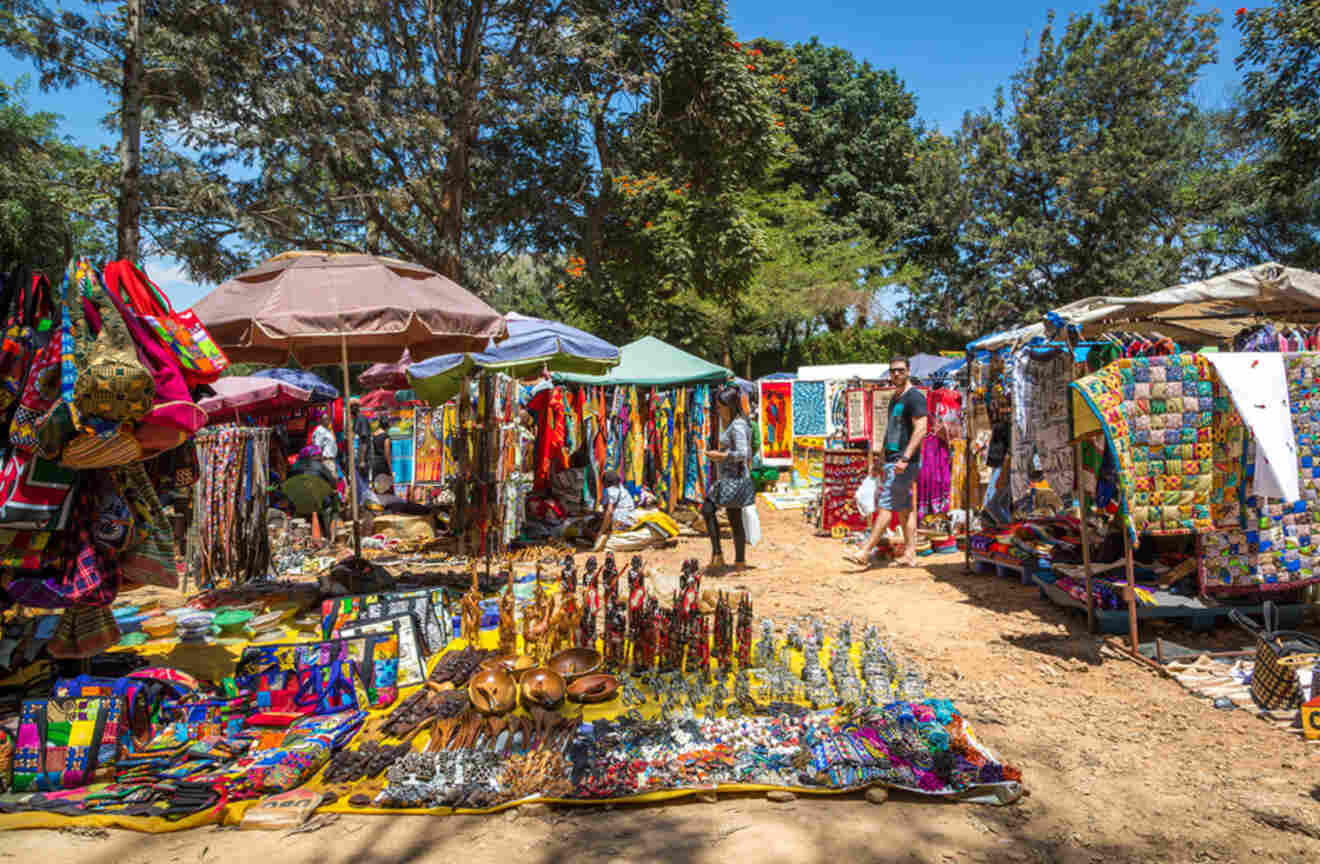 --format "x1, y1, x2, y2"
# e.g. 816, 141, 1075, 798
117, 0, 143, 261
